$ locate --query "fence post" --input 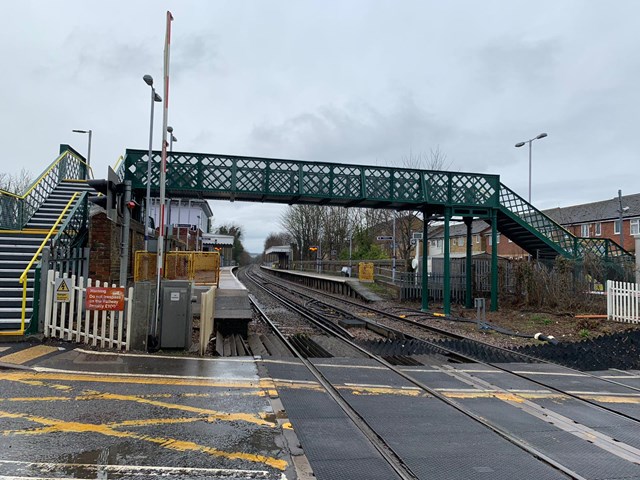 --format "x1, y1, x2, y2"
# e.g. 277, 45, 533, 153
43, 270, 55, 337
